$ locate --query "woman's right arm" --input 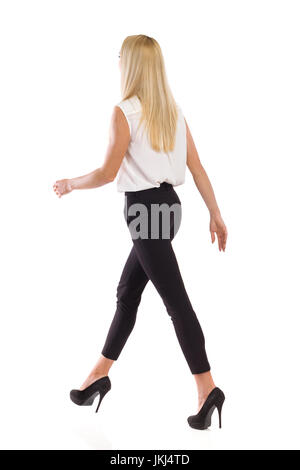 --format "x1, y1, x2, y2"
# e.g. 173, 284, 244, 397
53, 105, 130, 197
184, 117, 228, 252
